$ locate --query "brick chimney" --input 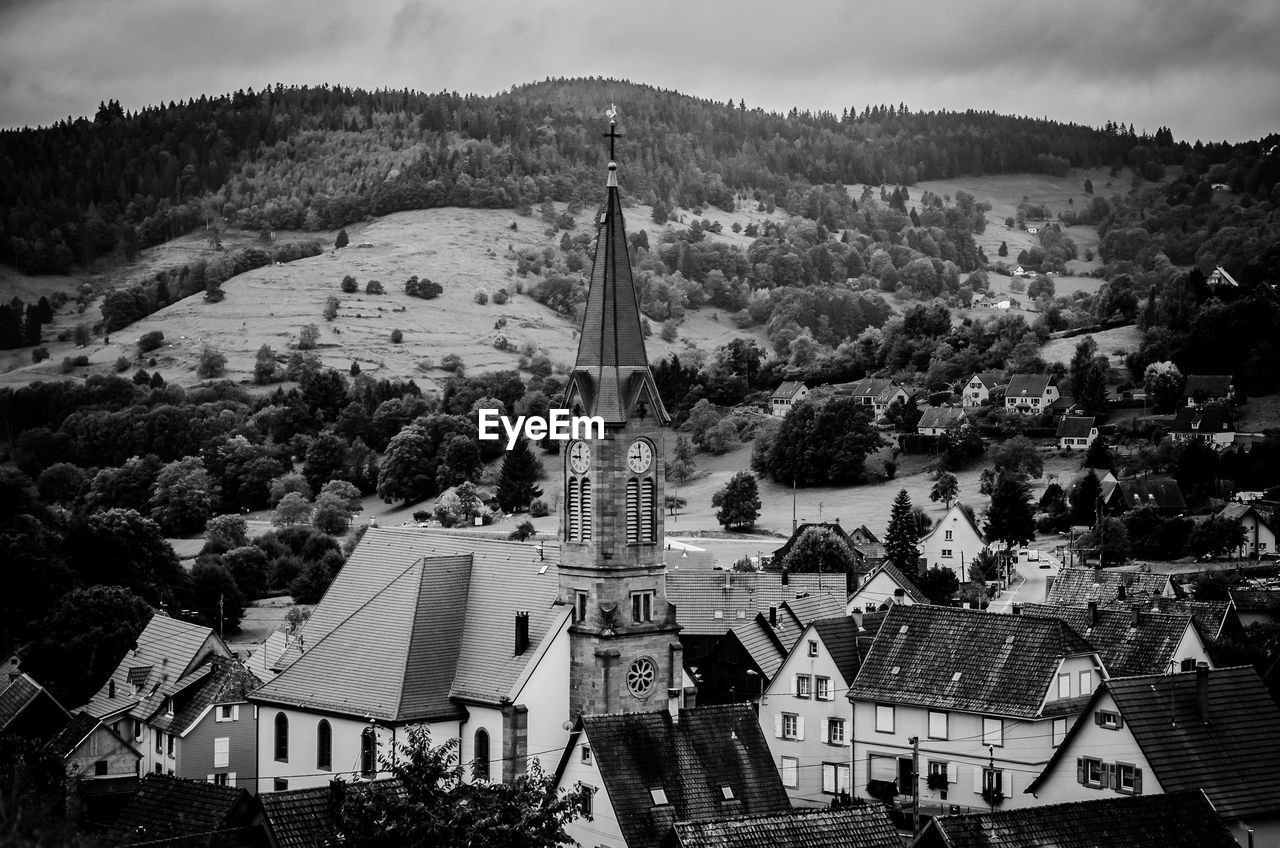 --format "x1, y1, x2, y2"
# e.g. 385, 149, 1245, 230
1088, 600, 1098, 625
768, 606, 777, 627
1117, 584, 1127, 601
514, 611, 530, 655
667, 688, 681, 725
1196, 662, 1210, 723
1131, 606, 1142, 628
